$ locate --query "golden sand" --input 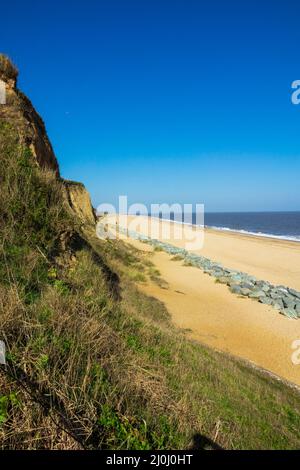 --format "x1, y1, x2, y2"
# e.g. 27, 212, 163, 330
103, 215, 300, 385
122, 214, 300, 290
